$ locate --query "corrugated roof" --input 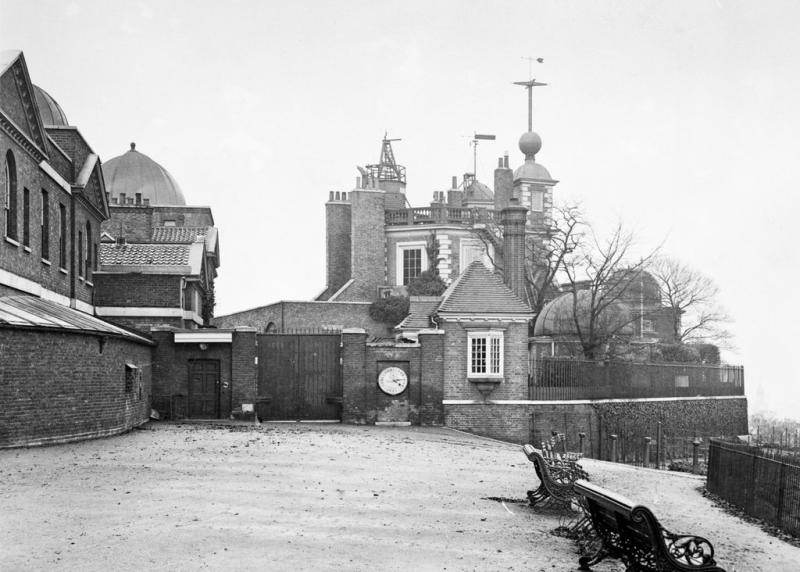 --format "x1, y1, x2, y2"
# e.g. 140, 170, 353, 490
100, 243, 191, 266
437, 261, 532, 315
0, 296, 151, 343
152, 226, 209, 243
395, 296, 441, 330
